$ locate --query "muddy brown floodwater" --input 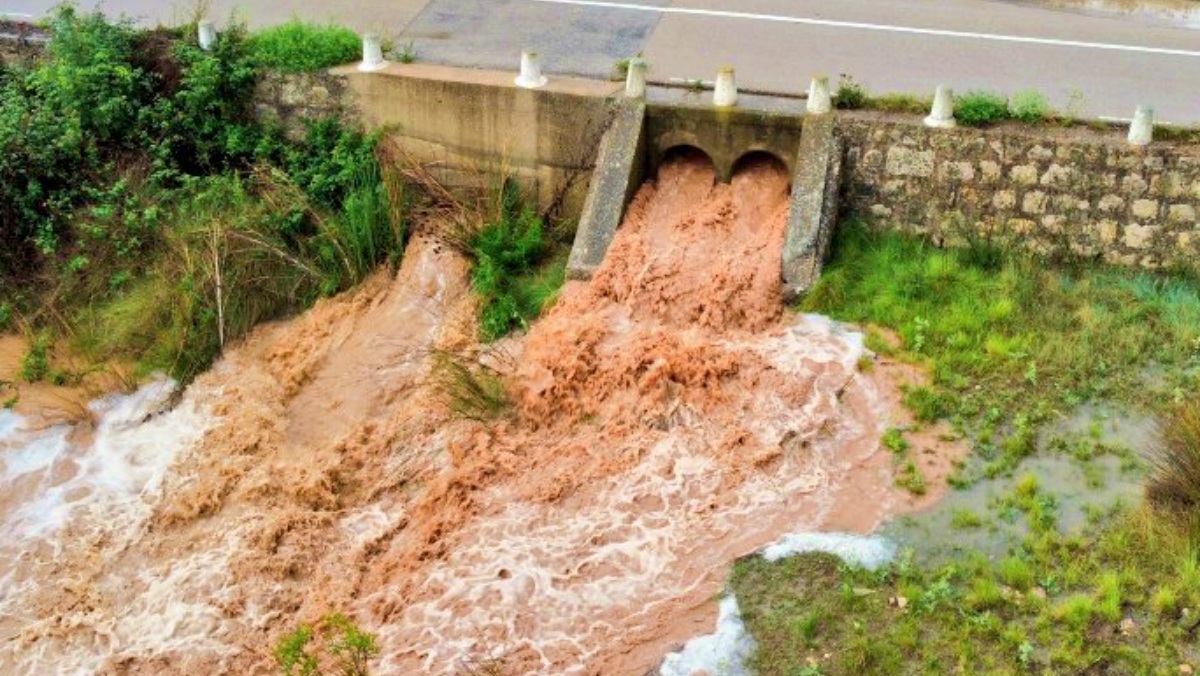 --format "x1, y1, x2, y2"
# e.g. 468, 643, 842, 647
0, 153, 964, 675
